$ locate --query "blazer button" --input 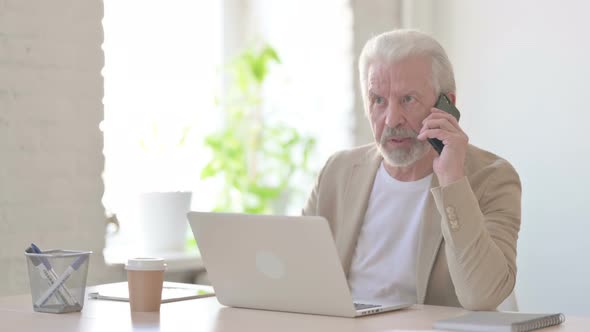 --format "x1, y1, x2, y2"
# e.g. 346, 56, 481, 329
448, 218, 460, 231
446, 206, 457, 220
